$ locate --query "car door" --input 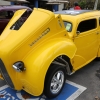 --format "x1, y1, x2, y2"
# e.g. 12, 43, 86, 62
97, 17, 100, 57
73, 18, 99, 70
0, 10, 14, 34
